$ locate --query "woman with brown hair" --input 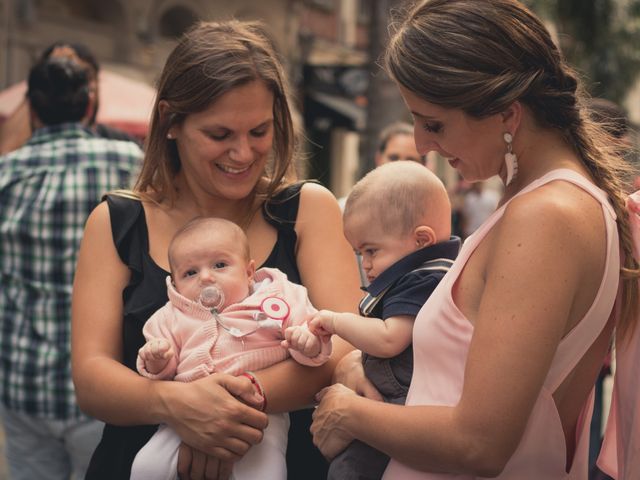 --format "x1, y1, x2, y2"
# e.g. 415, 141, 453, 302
311, 1, 639, 478
71, 20, 361, 479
